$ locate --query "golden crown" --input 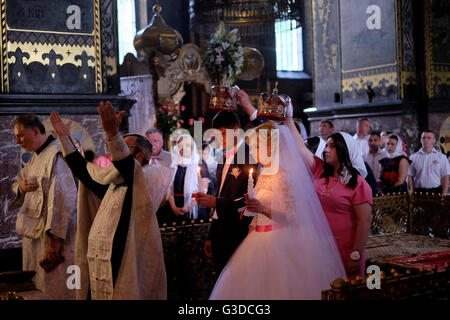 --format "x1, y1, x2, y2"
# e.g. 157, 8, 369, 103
257, 81, 288, 121
209, 77, 238, 110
